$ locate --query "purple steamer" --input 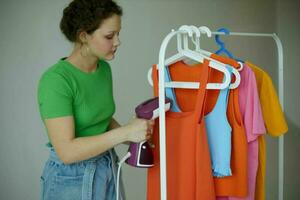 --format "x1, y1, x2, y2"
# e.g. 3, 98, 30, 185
125, 97, 171, 168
